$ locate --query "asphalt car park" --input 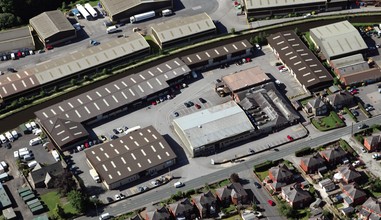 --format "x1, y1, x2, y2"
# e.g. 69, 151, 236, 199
355, 84, 381, 116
